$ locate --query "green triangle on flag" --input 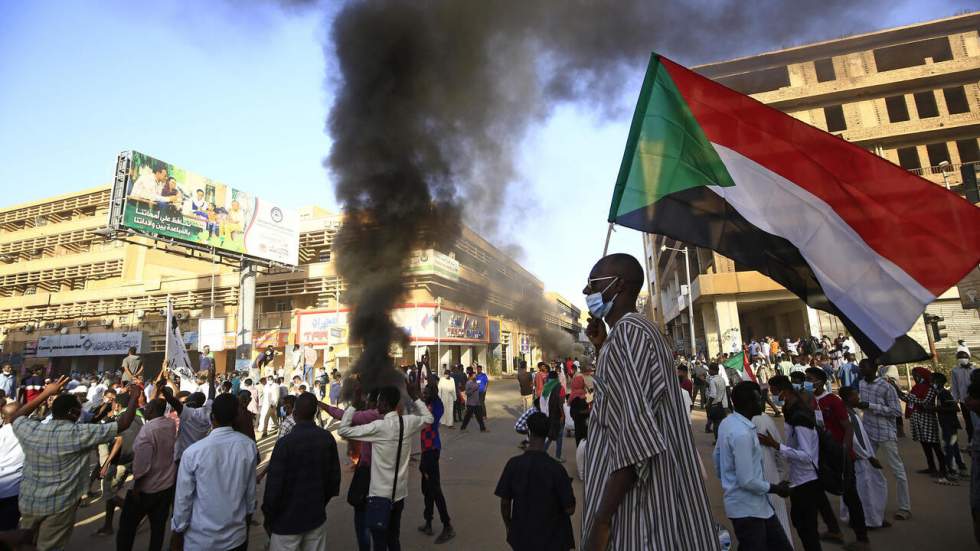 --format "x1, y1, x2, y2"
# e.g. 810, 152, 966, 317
607, 53, 735, 224
723, 351, 745, 372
